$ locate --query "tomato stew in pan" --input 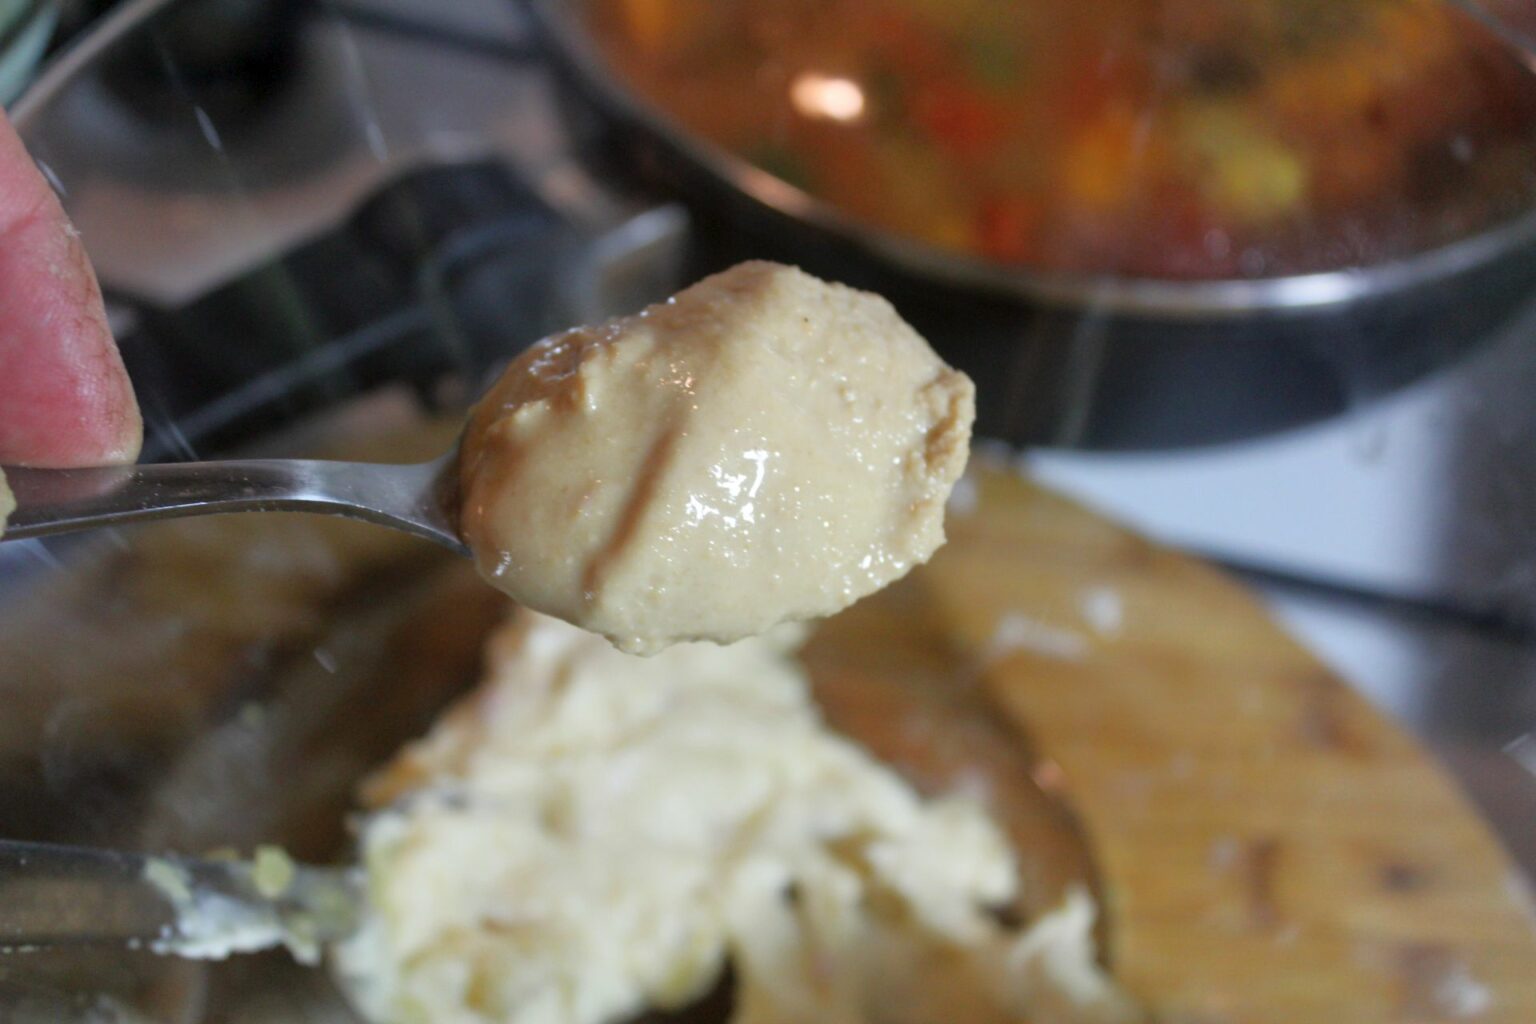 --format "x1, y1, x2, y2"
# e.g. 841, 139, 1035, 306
584, 0, 1536, 279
